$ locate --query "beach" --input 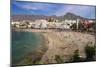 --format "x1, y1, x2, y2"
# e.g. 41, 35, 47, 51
40, 31, 95, 64
12, 29, 95, 65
